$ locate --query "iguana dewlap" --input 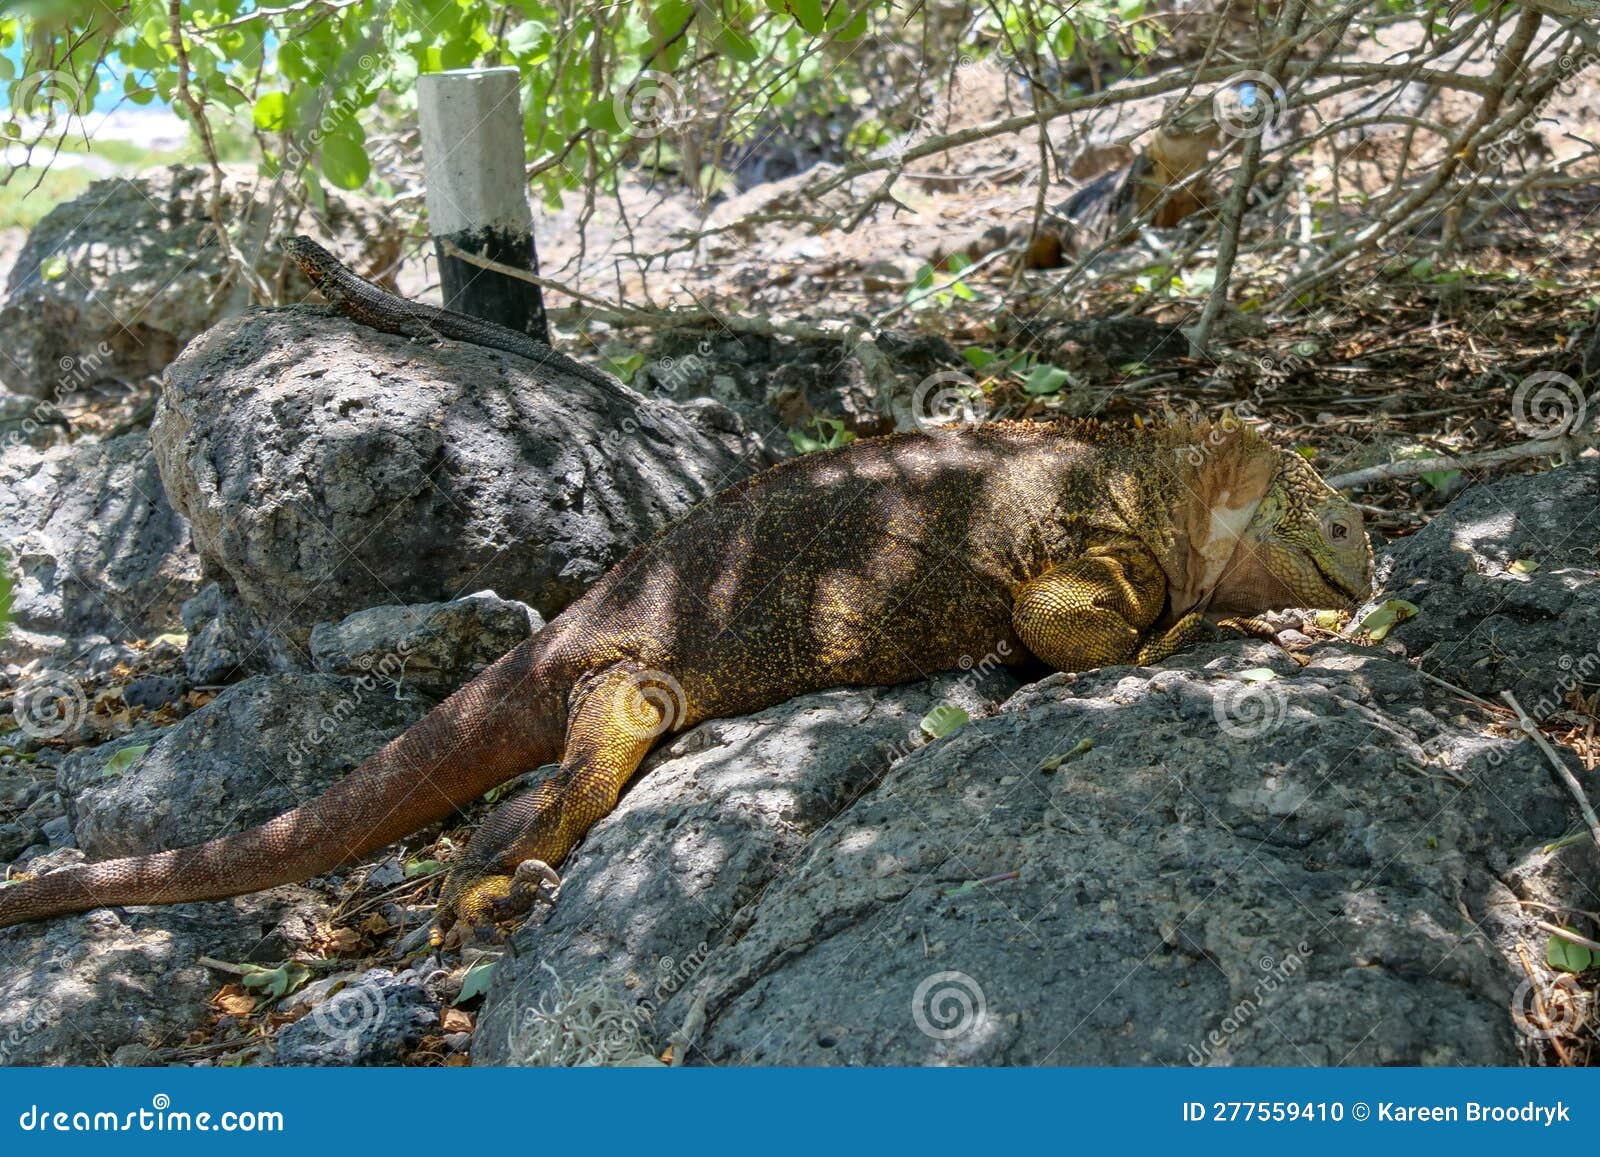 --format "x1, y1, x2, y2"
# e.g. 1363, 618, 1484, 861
0, 418, 1372, 935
